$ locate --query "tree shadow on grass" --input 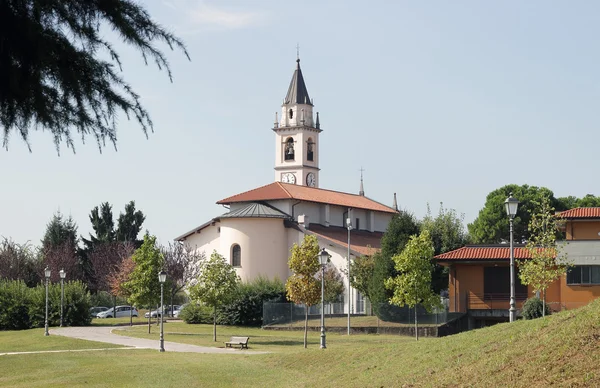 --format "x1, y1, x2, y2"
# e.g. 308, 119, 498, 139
253, 339, 306, 346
